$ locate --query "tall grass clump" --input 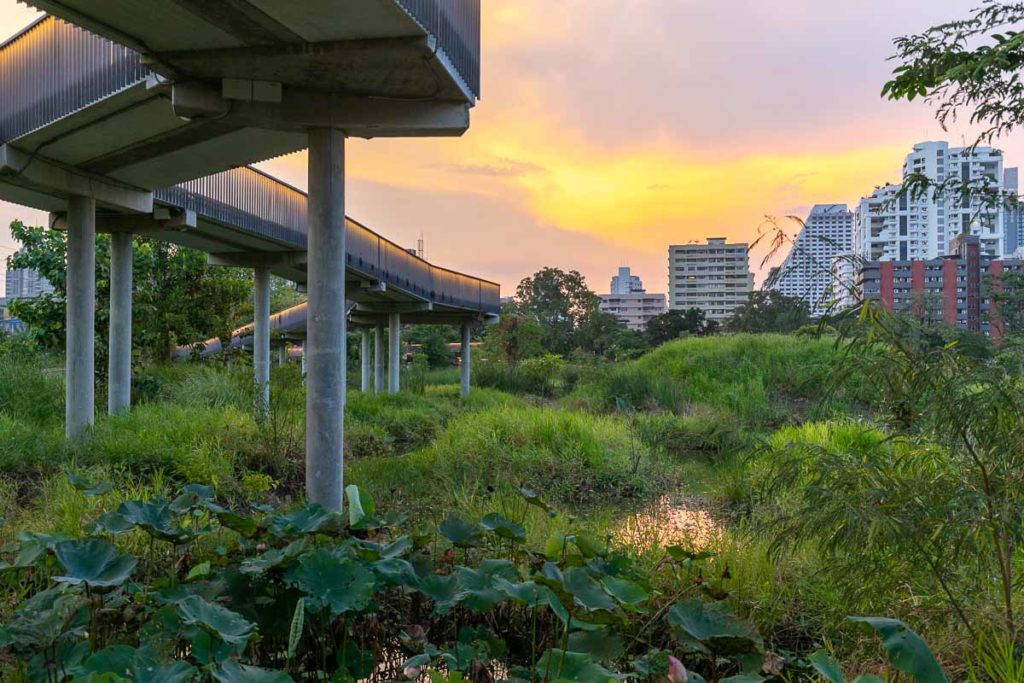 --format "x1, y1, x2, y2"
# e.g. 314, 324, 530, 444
350, 405, 667, 513
573, 334, 872, 427
0, 351, 63, 426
